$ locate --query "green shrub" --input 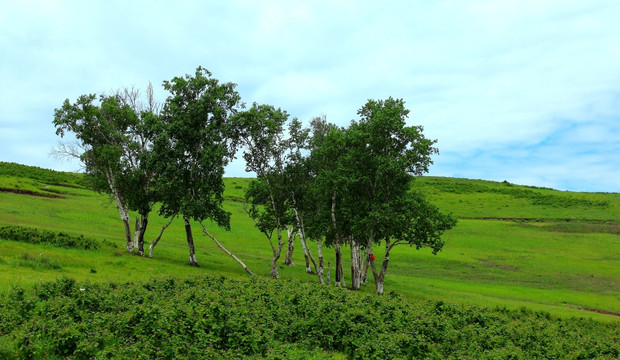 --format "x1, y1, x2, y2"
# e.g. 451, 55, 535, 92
0, 225, 99, 250
14, 252, 63, 270
0, 275, 617, 359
